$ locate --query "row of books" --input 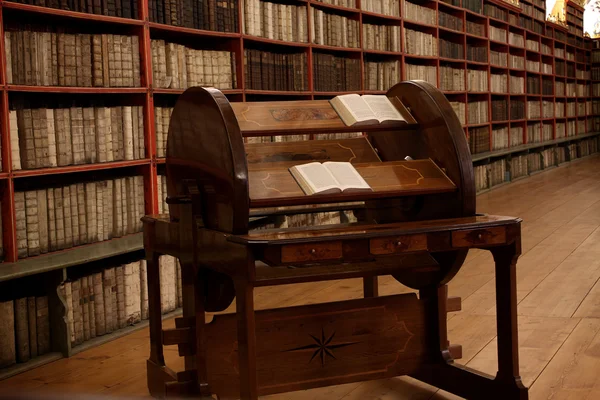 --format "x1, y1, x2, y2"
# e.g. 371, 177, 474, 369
490, 26, 507, 44
468, 69, 488, 92
469, 126, 489, 154
526, 60, 540, 73
364, 60, 400, 91
439, 39, 463, 60
508, 32, 524, 48
527, 122, 541, 143
492, 98, 507, 121
149, 0, 237, 32
511, 126, 524, 147
312, 53, 360, 92
511, 155, 527, 180
439, 10, 462, 32
403, 0, 435, 25
440, 65, 464, 91
450, 101, 466, 125
526, 39, 540, 52
511, 99, 525, 120
10, 0, 139, 19
491, 73, 507, 93
466, 19, 485, 37
244, 49, 308, 91
5, 31, 141, 87
363, 24, 400, 52
150, 40, 236, 90
404, 29, 437, 57
491, 50, 508, 67
363, 0, 399, 17
468, 100, 489, 125
311, 9, 360, 48
467, 44, 487, 63
509, 75, 524, 93
510, 55, 524, 69
542, 78, 553, 95
543, 101, 554, 118
0, 297, 50, 368
60, 256, 181, 348
10, 106, 145, 171
16, 177, 145, 259
244, 1, 307, 43
405, 63, 436, 86
543, 124, 553, 142
155, 107, 173, 158
489, 158, 507, 187
527, 76, 541, 94
527, 100, 541, 119
492, 126, 509, 151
